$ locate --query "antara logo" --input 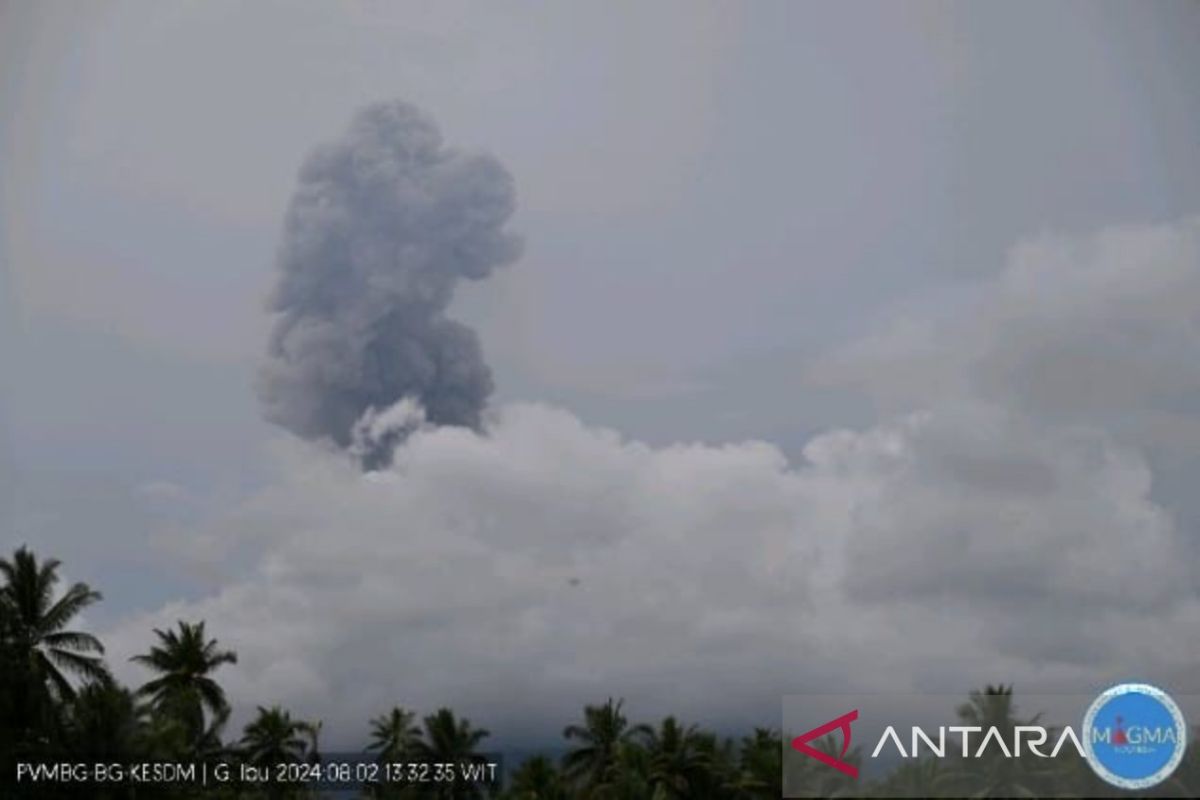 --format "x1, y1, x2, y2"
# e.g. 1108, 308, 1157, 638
870, 724, 1084, 759
789, 710, 1089, 779
790, 709, 859, 778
